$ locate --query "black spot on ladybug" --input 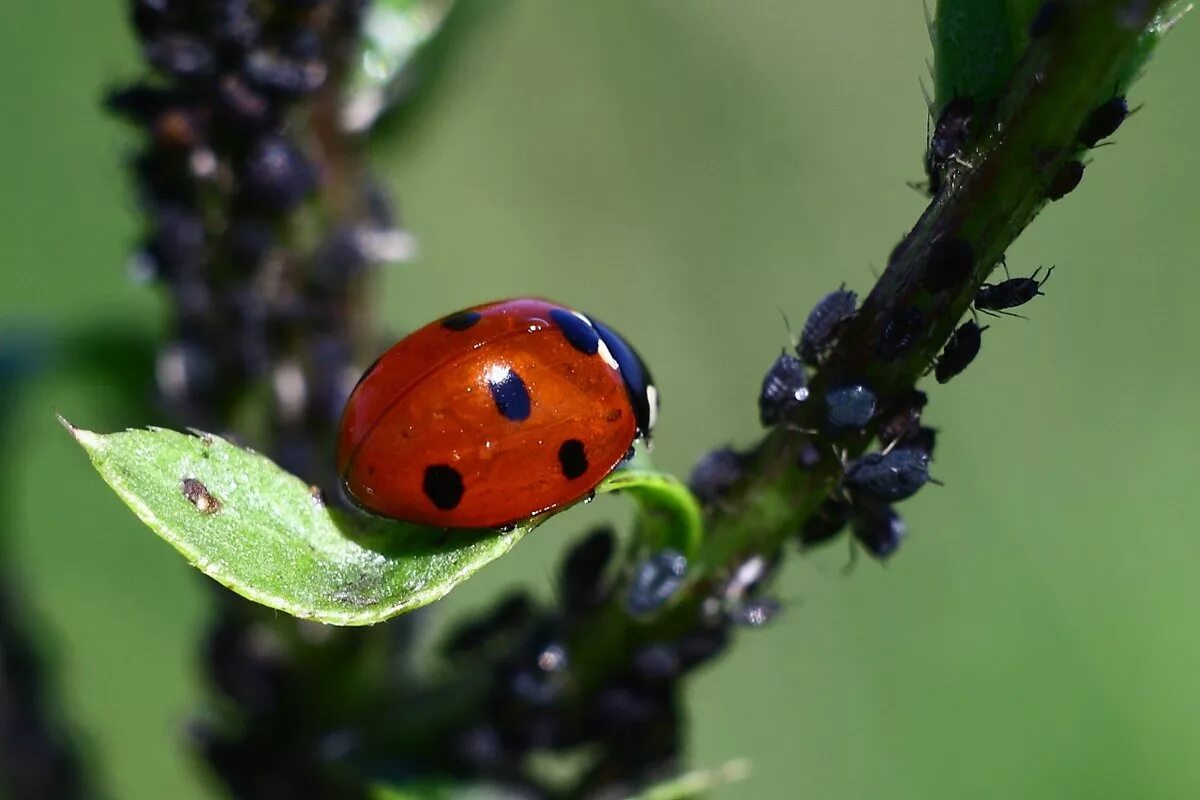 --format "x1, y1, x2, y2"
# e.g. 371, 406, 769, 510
1078, 96, 1129, 148
181, 477, 222, 515
487, 367, 531, 422
558, 439, 589, 480
799, 287, 857, 366
549, 308, 600, 355
935, 320, 987, 384
1048, 161, 1084, 201
423, 465, 464, 511
923, 237, 974, 293
876, 305, 925, 361
441, 310, 482, 331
